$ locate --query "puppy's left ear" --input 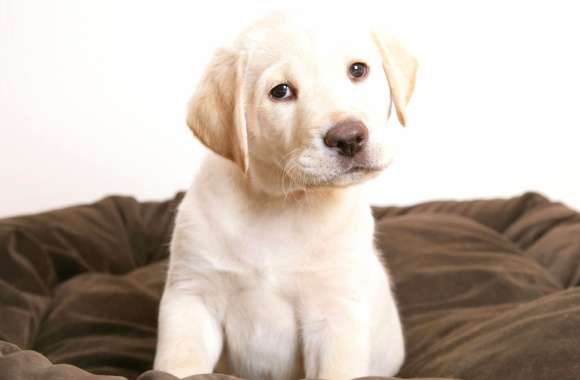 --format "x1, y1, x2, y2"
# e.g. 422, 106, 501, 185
187, 48, 249, 173
372, 30, 418, 126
